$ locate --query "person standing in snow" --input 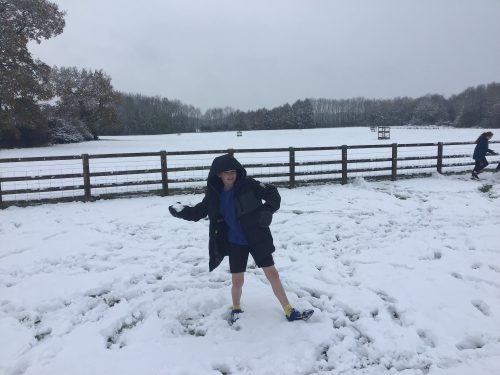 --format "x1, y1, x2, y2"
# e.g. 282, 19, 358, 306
168, 153, 313, 323
471, 132, 497, 179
